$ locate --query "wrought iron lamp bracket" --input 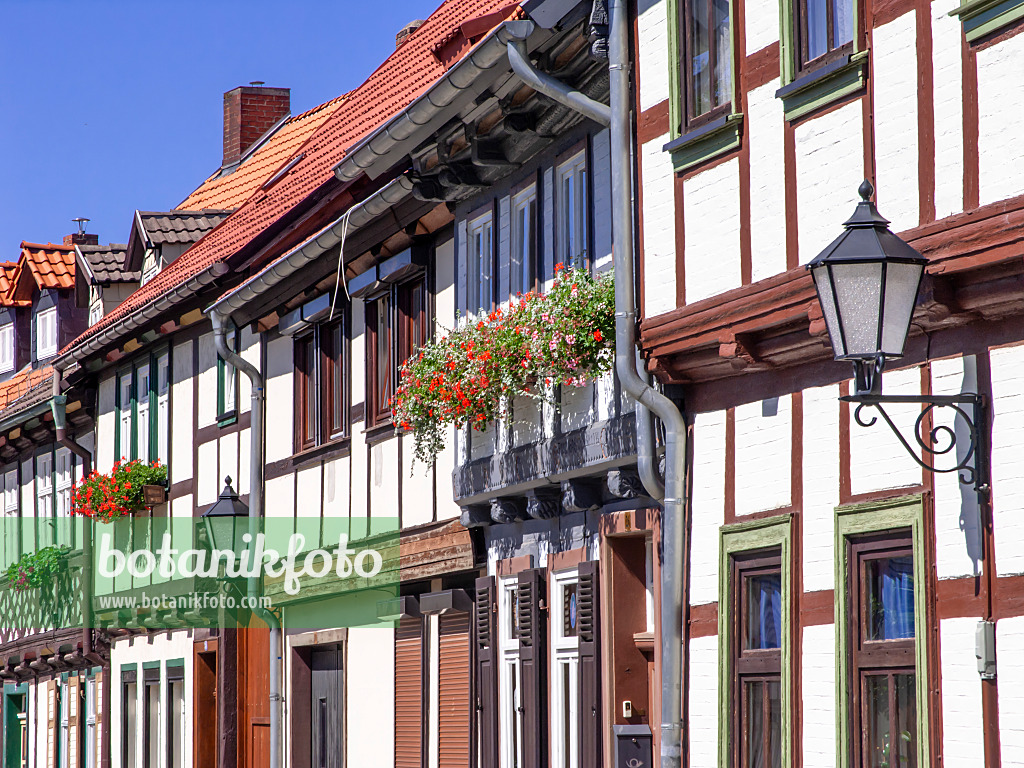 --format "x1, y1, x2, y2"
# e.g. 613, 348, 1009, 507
839, 391, 989, 497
